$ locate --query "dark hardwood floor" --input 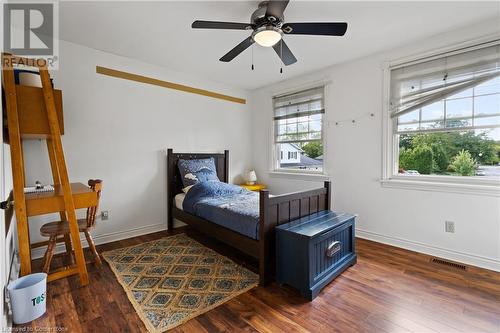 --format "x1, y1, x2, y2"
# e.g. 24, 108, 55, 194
16, 227, 500, 332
